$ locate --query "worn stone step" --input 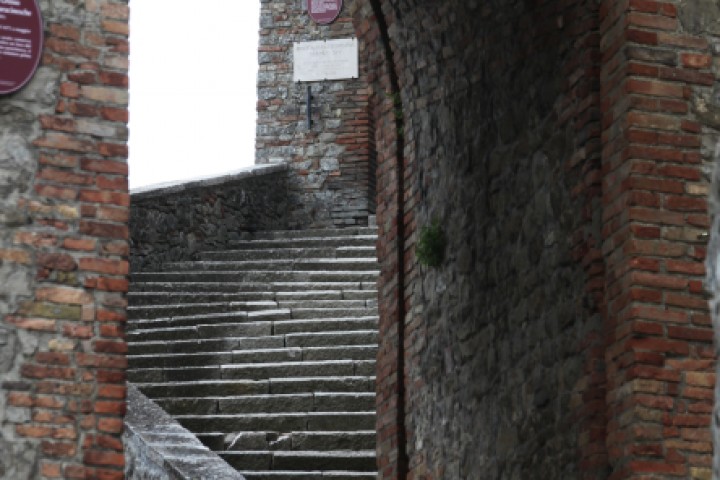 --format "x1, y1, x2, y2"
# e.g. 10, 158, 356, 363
278, 300, 372, 309
128, 291, 277, 305
289, 308, 377, 320
128, 300, 278, 320
130, 281, 377, 294
176, 412, 375, 433
156, 392, 375, 416
131, 270, 379, 284
220, 360, 372, 381
216, 431, 375, 453
128, 329, 377, 355
136, 376, 375, 399
129, 310, 292, 330
160, 259, 378, 273
128, 334, 285, 355
127, 321, 273, 342
129, 366, 221, 383
228, 235, 377, 250
238, 471, 376, 480
285, 331, 378, 348
273, 318, 378, 335
200, 246, 377, 261
222, 450, 376, 471
129, 351, 234, 369
129, 344, 378, 369
275, 290, 377, 301
245, 227, 377, 240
